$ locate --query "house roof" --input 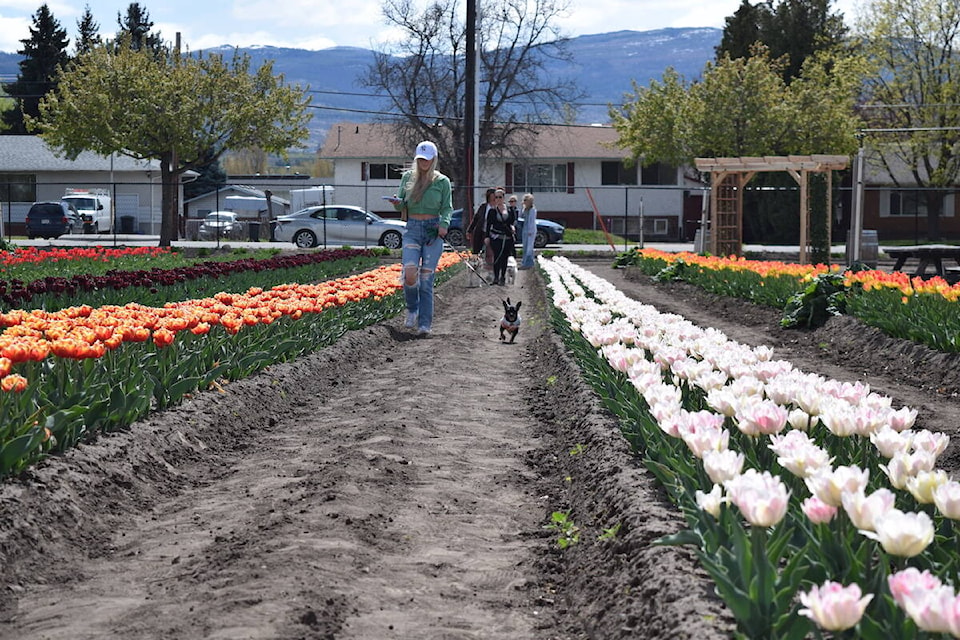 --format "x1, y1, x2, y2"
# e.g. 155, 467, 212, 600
319, 121, 627, 161
0, 135, 159, 172
184, 184, 290, 206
